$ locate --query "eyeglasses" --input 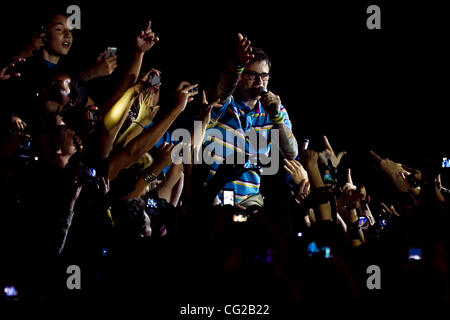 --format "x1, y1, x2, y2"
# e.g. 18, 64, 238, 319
242, 70, 271, 81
